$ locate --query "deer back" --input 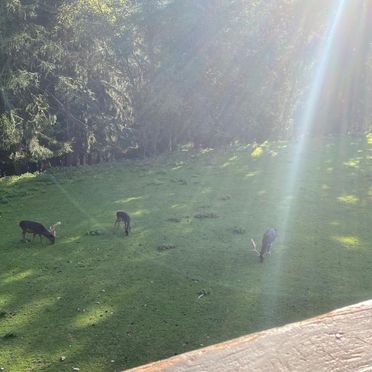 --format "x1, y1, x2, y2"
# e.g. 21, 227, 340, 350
116, 211, 130, 222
